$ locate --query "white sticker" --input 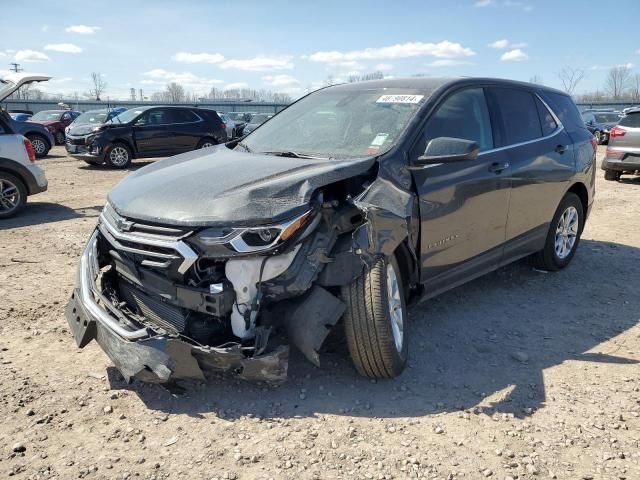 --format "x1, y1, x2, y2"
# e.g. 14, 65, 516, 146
371, 133, 389, 146
376, 94, 424, 104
